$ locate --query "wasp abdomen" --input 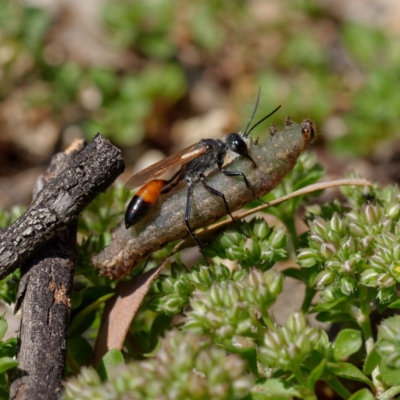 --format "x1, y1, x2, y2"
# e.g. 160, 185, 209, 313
125, 179, 166, 229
